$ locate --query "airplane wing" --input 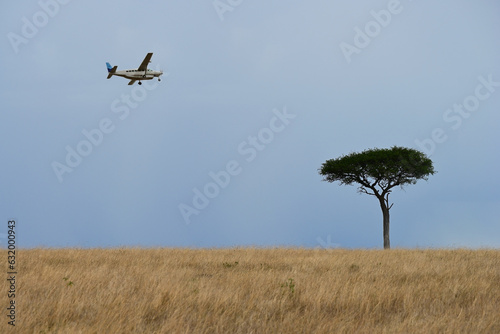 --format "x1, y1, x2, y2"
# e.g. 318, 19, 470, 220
128, 79, 137, 85
137, 53, 153, 71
